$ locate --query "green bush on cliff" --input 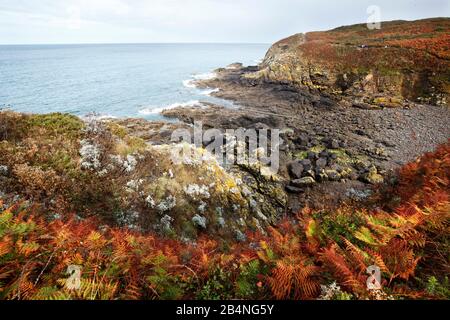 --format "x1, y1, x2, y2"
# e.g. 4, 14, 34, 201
26, 113, 84, 138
